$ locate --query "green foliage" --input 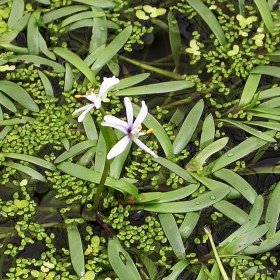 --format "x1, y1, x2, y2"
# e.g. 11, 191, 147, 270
1, 0, 280, 279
